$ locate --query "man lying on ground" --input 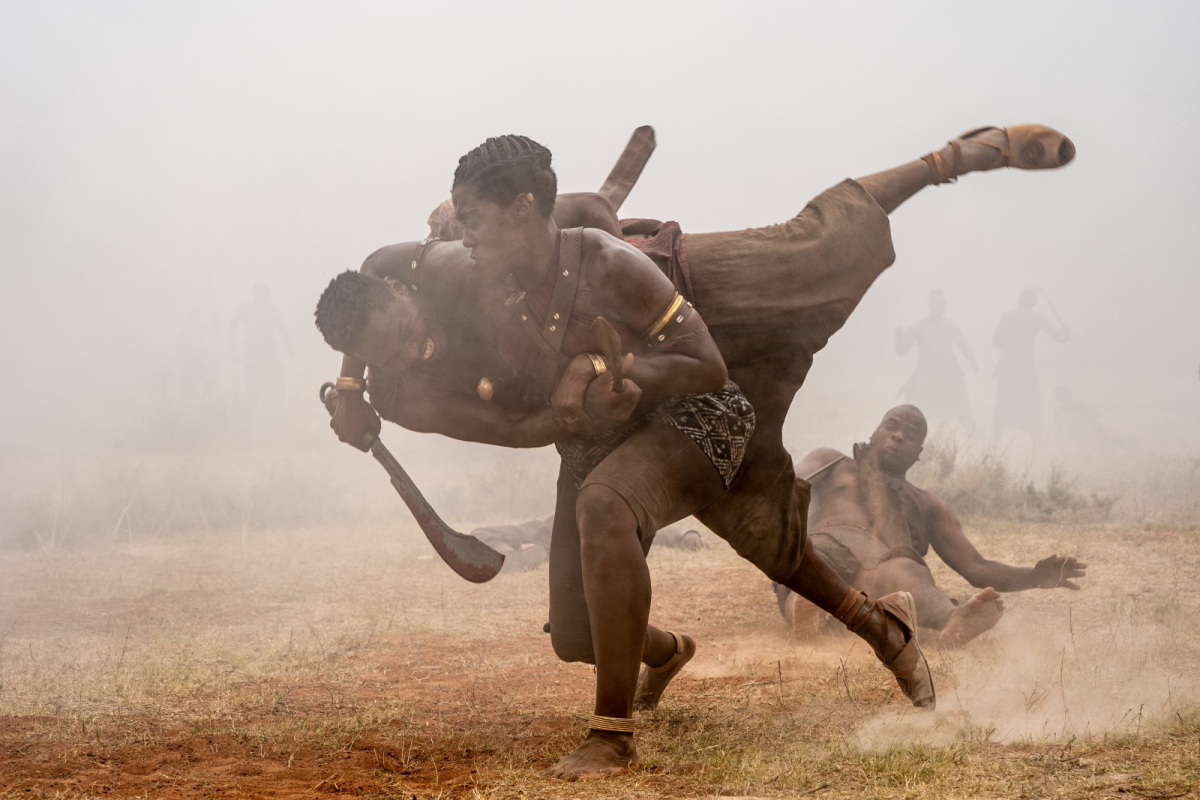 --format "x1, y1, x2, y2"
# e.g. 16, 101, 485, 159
773, 405, 1088, 647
